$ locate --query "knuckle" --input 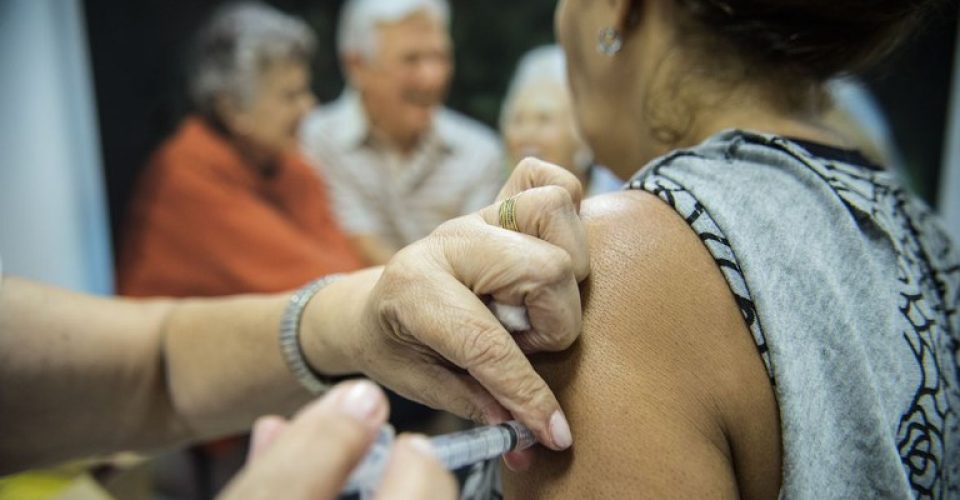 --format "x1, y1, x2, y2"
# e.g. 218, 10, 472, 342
516, 156, 546, 175
539, 247, 575, 283
538, 184, 575, 211
545, 323, 579, 351
432, 216, 468, 237
509, 373, 549, 412
519, 330, 559, 353
461, 327, 513, 369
